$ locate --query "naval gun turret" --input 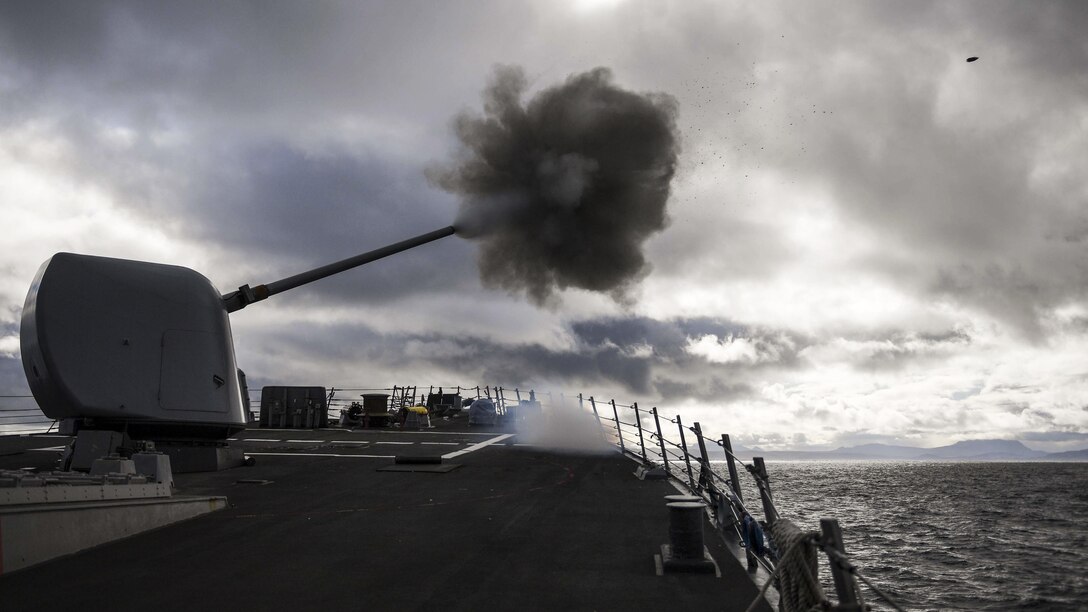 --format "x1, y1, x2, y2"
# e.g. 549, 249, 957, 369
20, 226, 455, 470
